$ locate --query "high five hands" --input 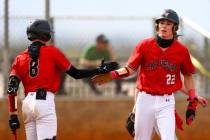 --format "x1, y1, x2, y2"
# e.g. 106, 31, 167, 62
92, 59, 119, 85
